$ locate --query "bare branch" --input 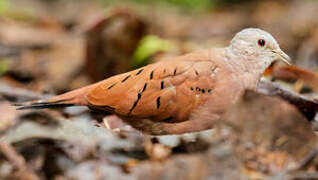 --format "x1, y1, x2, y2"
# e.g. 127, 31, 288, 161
258, 79, 318, 121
